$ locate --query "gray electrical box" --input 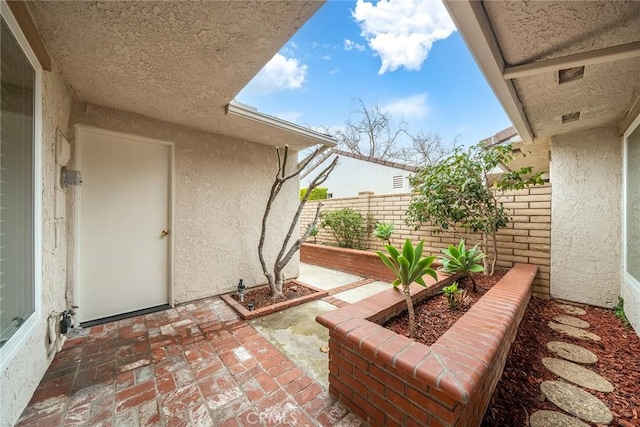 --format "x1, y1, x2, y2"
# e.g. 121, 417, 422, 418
61, 168, 82, 186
